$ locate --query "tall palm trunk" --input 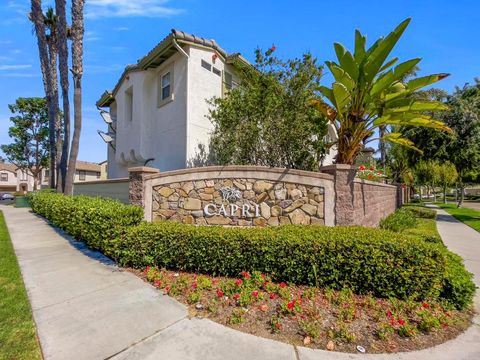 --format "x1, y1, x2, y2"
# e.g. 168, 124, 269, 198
55, 0, 70, 192
47, 34, 59, 189
31, 0, 57, 189
65, 0, 85, 195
